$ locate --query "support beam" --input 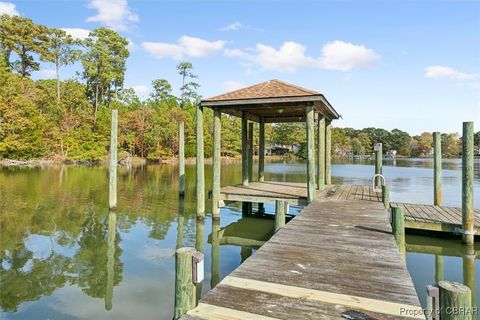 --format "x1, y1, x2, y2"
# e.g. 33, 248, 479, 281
306, 106, 315, 202
241, 113, 249, 186
212, 109, 221, 219
462, 122, 474, 245
179, 120, 185, 196
248, 122, 254, 182
433, 132, 442, 206
325, 119, 332, 185
109, 110, 118, 210
317, 116, 325, 190
259, 117, 265, 182
196, 104, 205, 218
